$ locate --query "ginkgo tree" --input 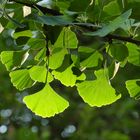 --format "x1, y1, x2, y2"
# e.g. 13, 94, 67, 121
0, 0, 140, 118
